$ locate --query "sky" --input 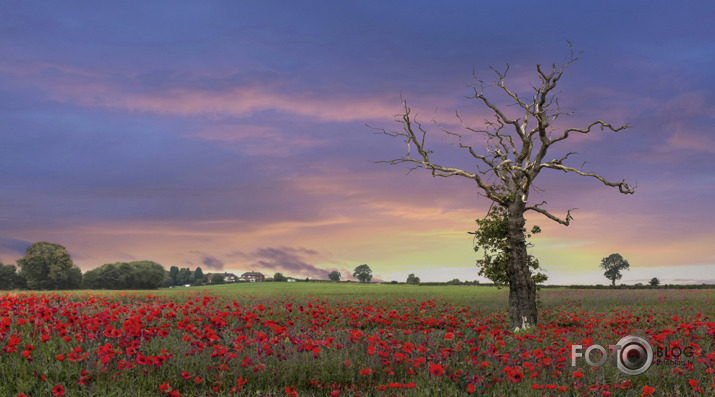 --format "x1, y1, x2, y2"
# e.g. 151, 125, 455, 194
1, 1, 714, 285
